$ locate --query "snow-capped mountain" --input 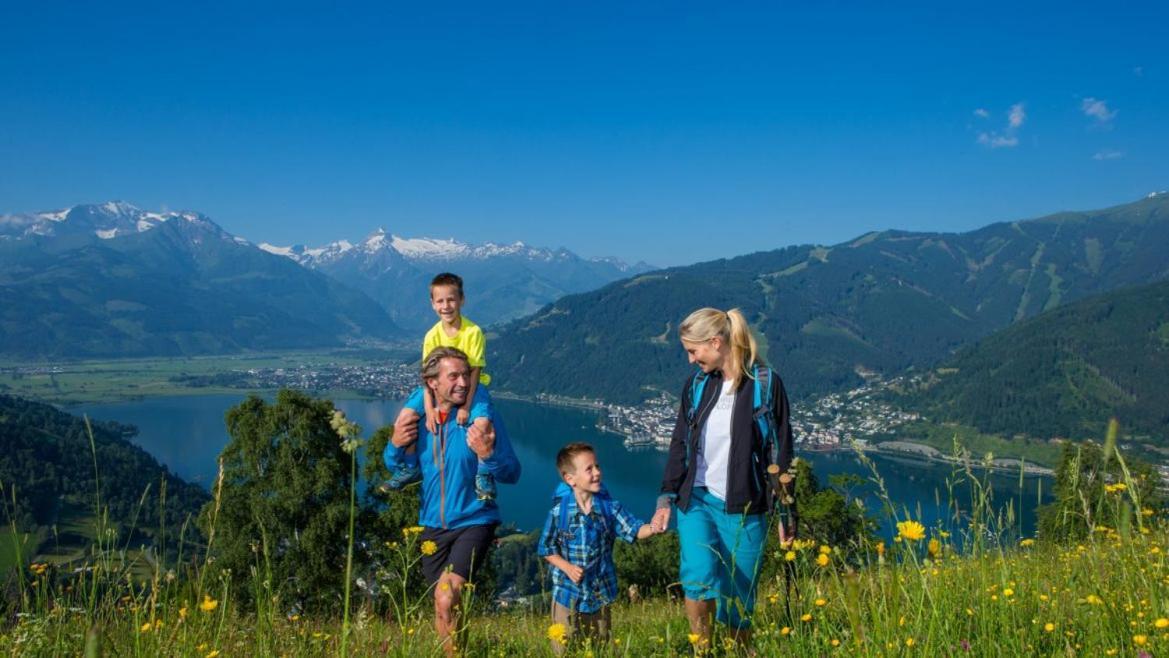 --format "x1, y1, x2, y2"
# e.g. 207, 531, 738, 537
0, 202, 401, 358
260, 228, 654, 330
0, 201, 245, 244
